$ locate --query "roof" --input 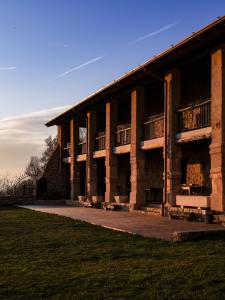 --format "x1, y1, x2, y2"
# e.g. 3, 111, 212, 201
46, 15, 225, 127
